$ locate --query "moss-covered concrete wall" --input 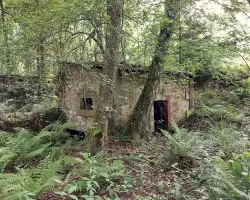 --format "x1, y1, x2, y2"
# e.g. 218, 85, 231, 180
57, 63, 193, 132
